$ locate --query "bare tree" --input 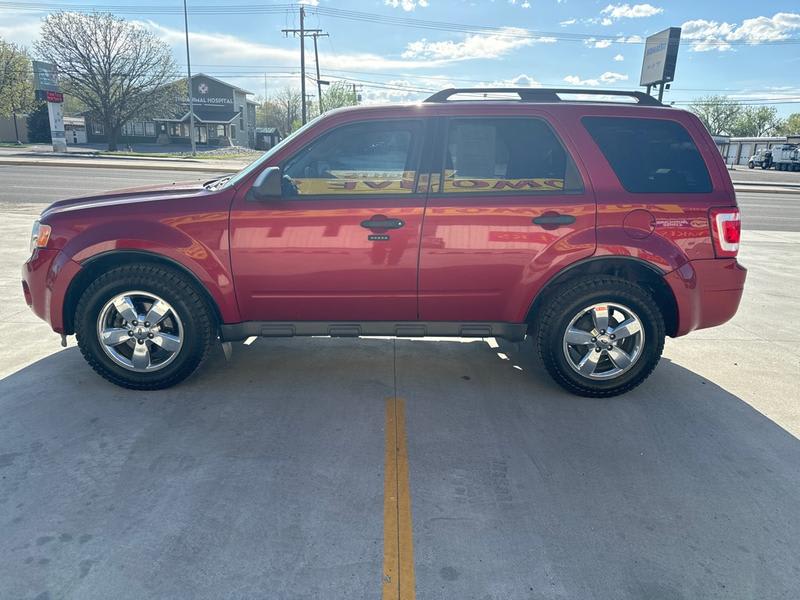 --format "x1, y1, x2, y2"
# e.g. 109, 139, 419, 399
35, 12, 177, 150
272, 87, 303, 133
